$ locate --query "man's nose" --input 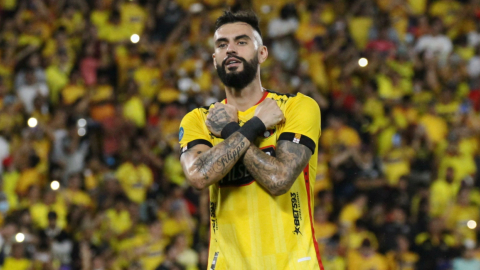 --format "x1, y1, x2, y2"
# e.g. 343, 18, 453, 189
226, 43, 237, 54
